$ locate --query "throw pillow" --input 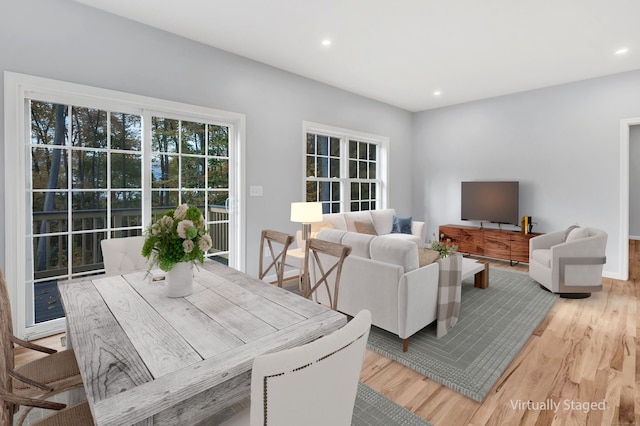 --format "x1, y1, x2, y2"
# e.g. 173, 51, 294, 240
354, 220, 377, 236
563, 225, 580, 242
418, 248, 439, 267
566, 227, 590, 242
392, 216, 412, 234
